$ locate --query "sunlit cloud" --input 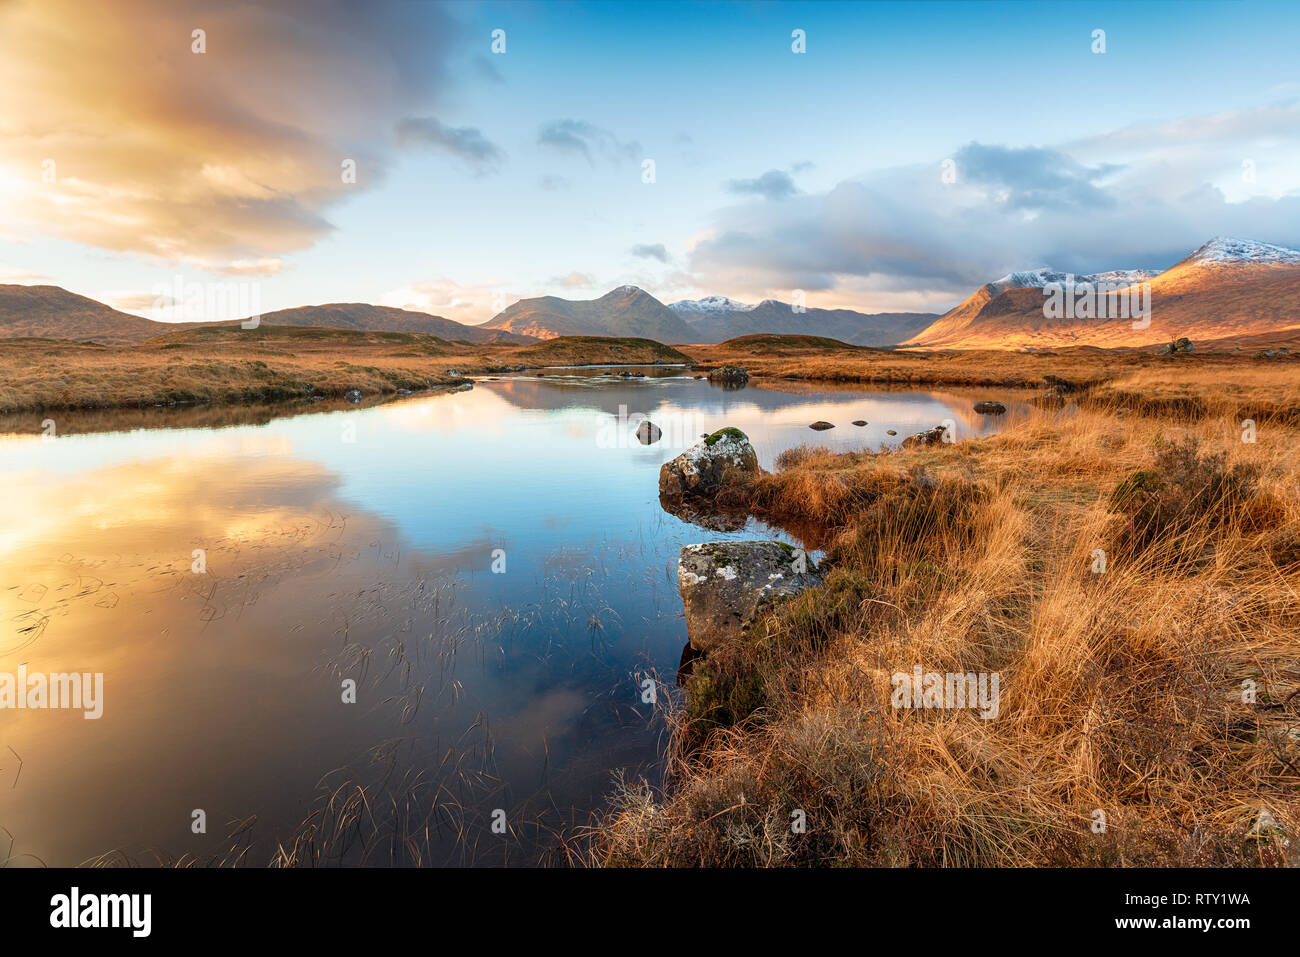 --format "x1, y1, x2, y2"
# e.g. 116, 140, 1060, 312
0, 0, 466, 274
